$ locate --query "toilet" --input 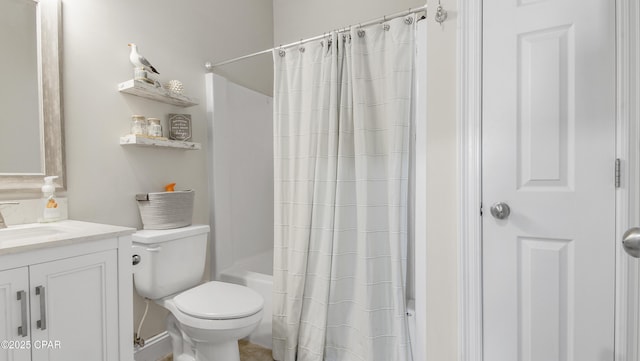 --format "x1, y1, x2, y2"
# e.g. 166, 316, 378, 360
131, 224, 264, 361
